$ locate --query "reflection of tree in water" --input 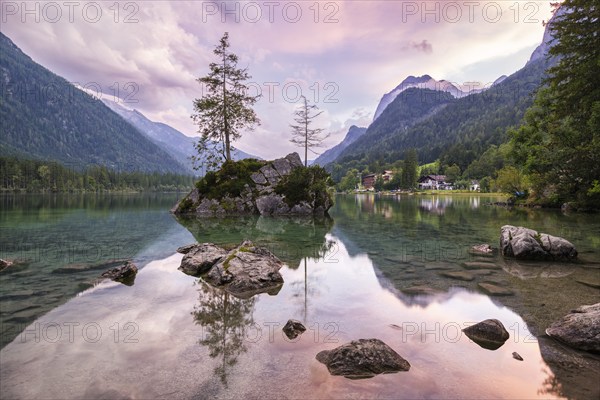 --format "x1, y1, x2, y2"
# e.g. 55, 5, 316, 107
538, 367, 564, 398
192, 281, 256, 386
175, 215, 334, 268
289, 258, 319, 322
288, 237, 335, 321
